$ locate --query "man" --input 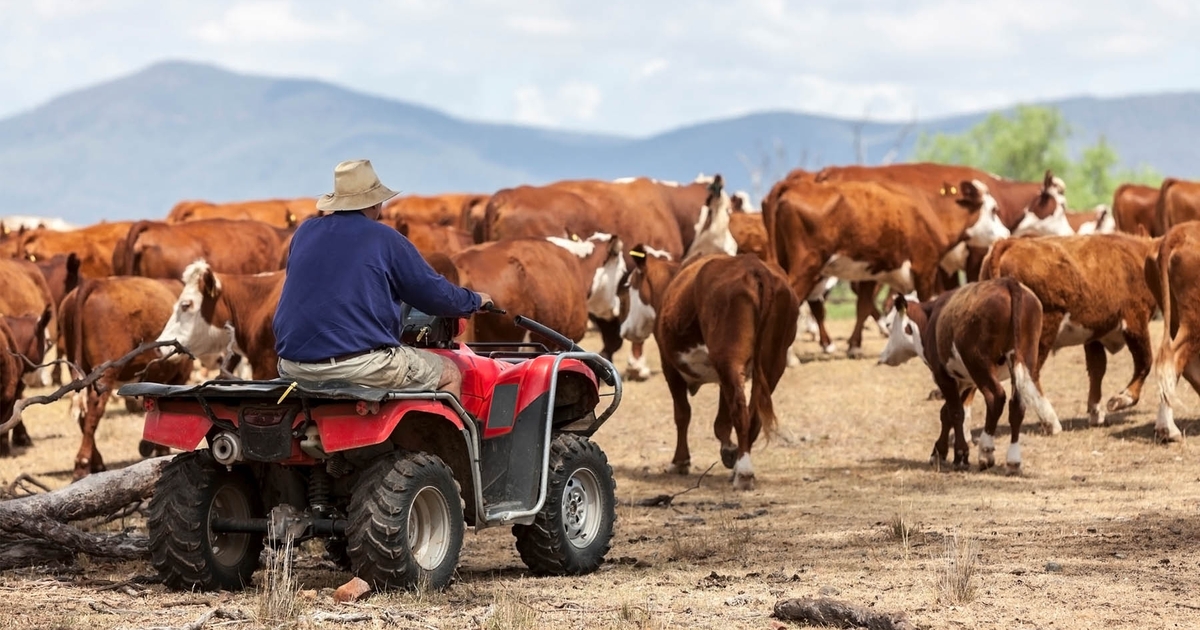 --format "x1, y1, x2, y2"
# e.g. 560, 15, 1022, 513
273, 159, 491, 399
